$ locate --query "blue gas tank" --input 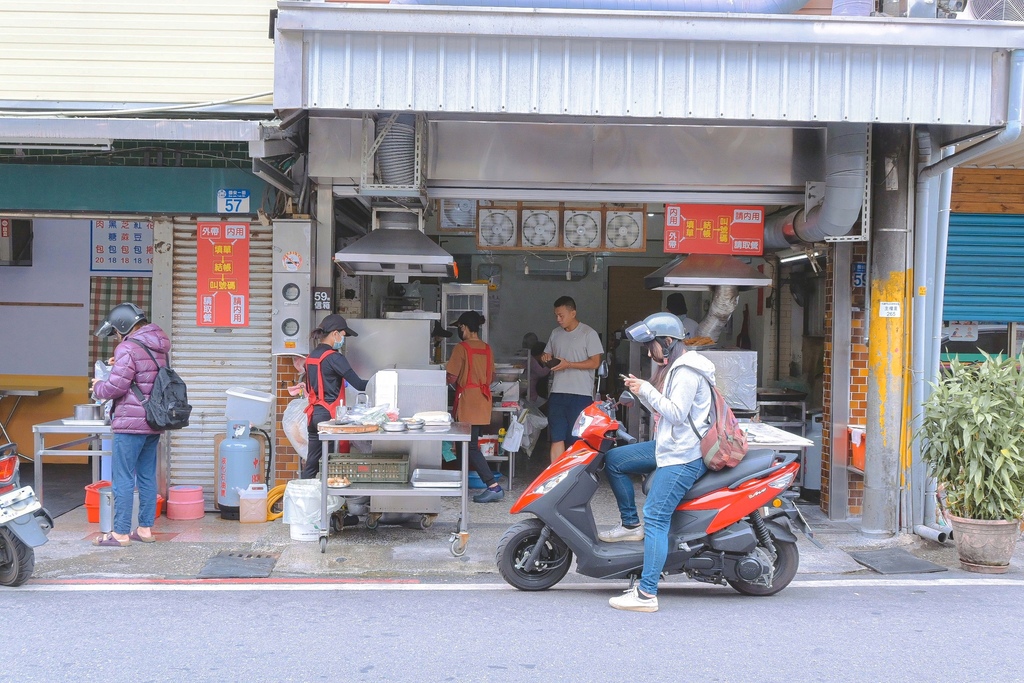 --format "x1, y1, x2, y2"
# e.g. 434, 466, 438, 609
218, 420, 261, 519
